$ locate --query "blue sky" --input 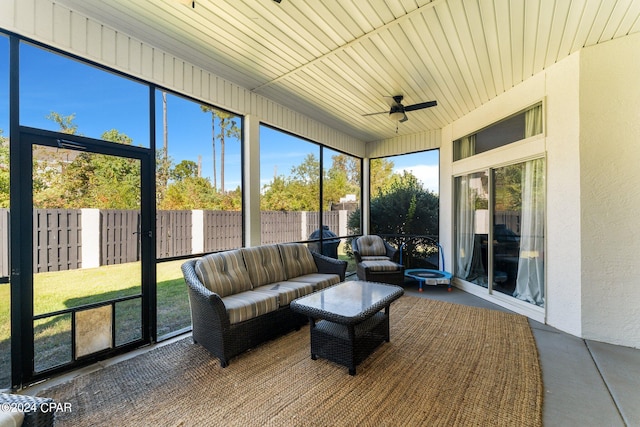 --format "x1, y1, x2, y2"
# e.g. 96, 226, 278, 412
0, 38, 439, 194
